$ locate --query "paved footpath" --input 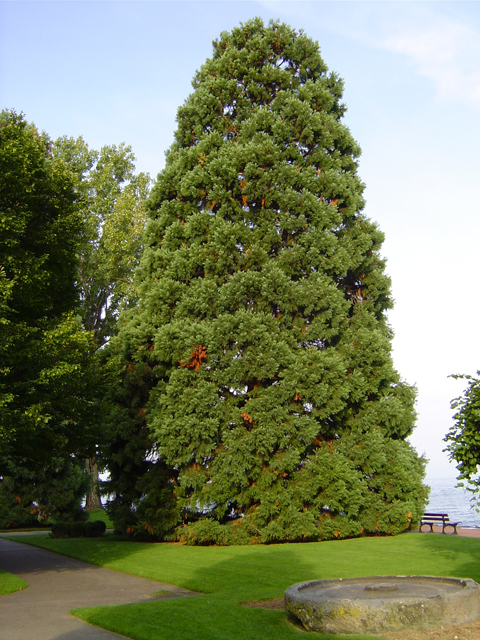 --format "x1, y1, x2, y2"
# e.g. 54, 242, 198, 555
0, 536, 195, 640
